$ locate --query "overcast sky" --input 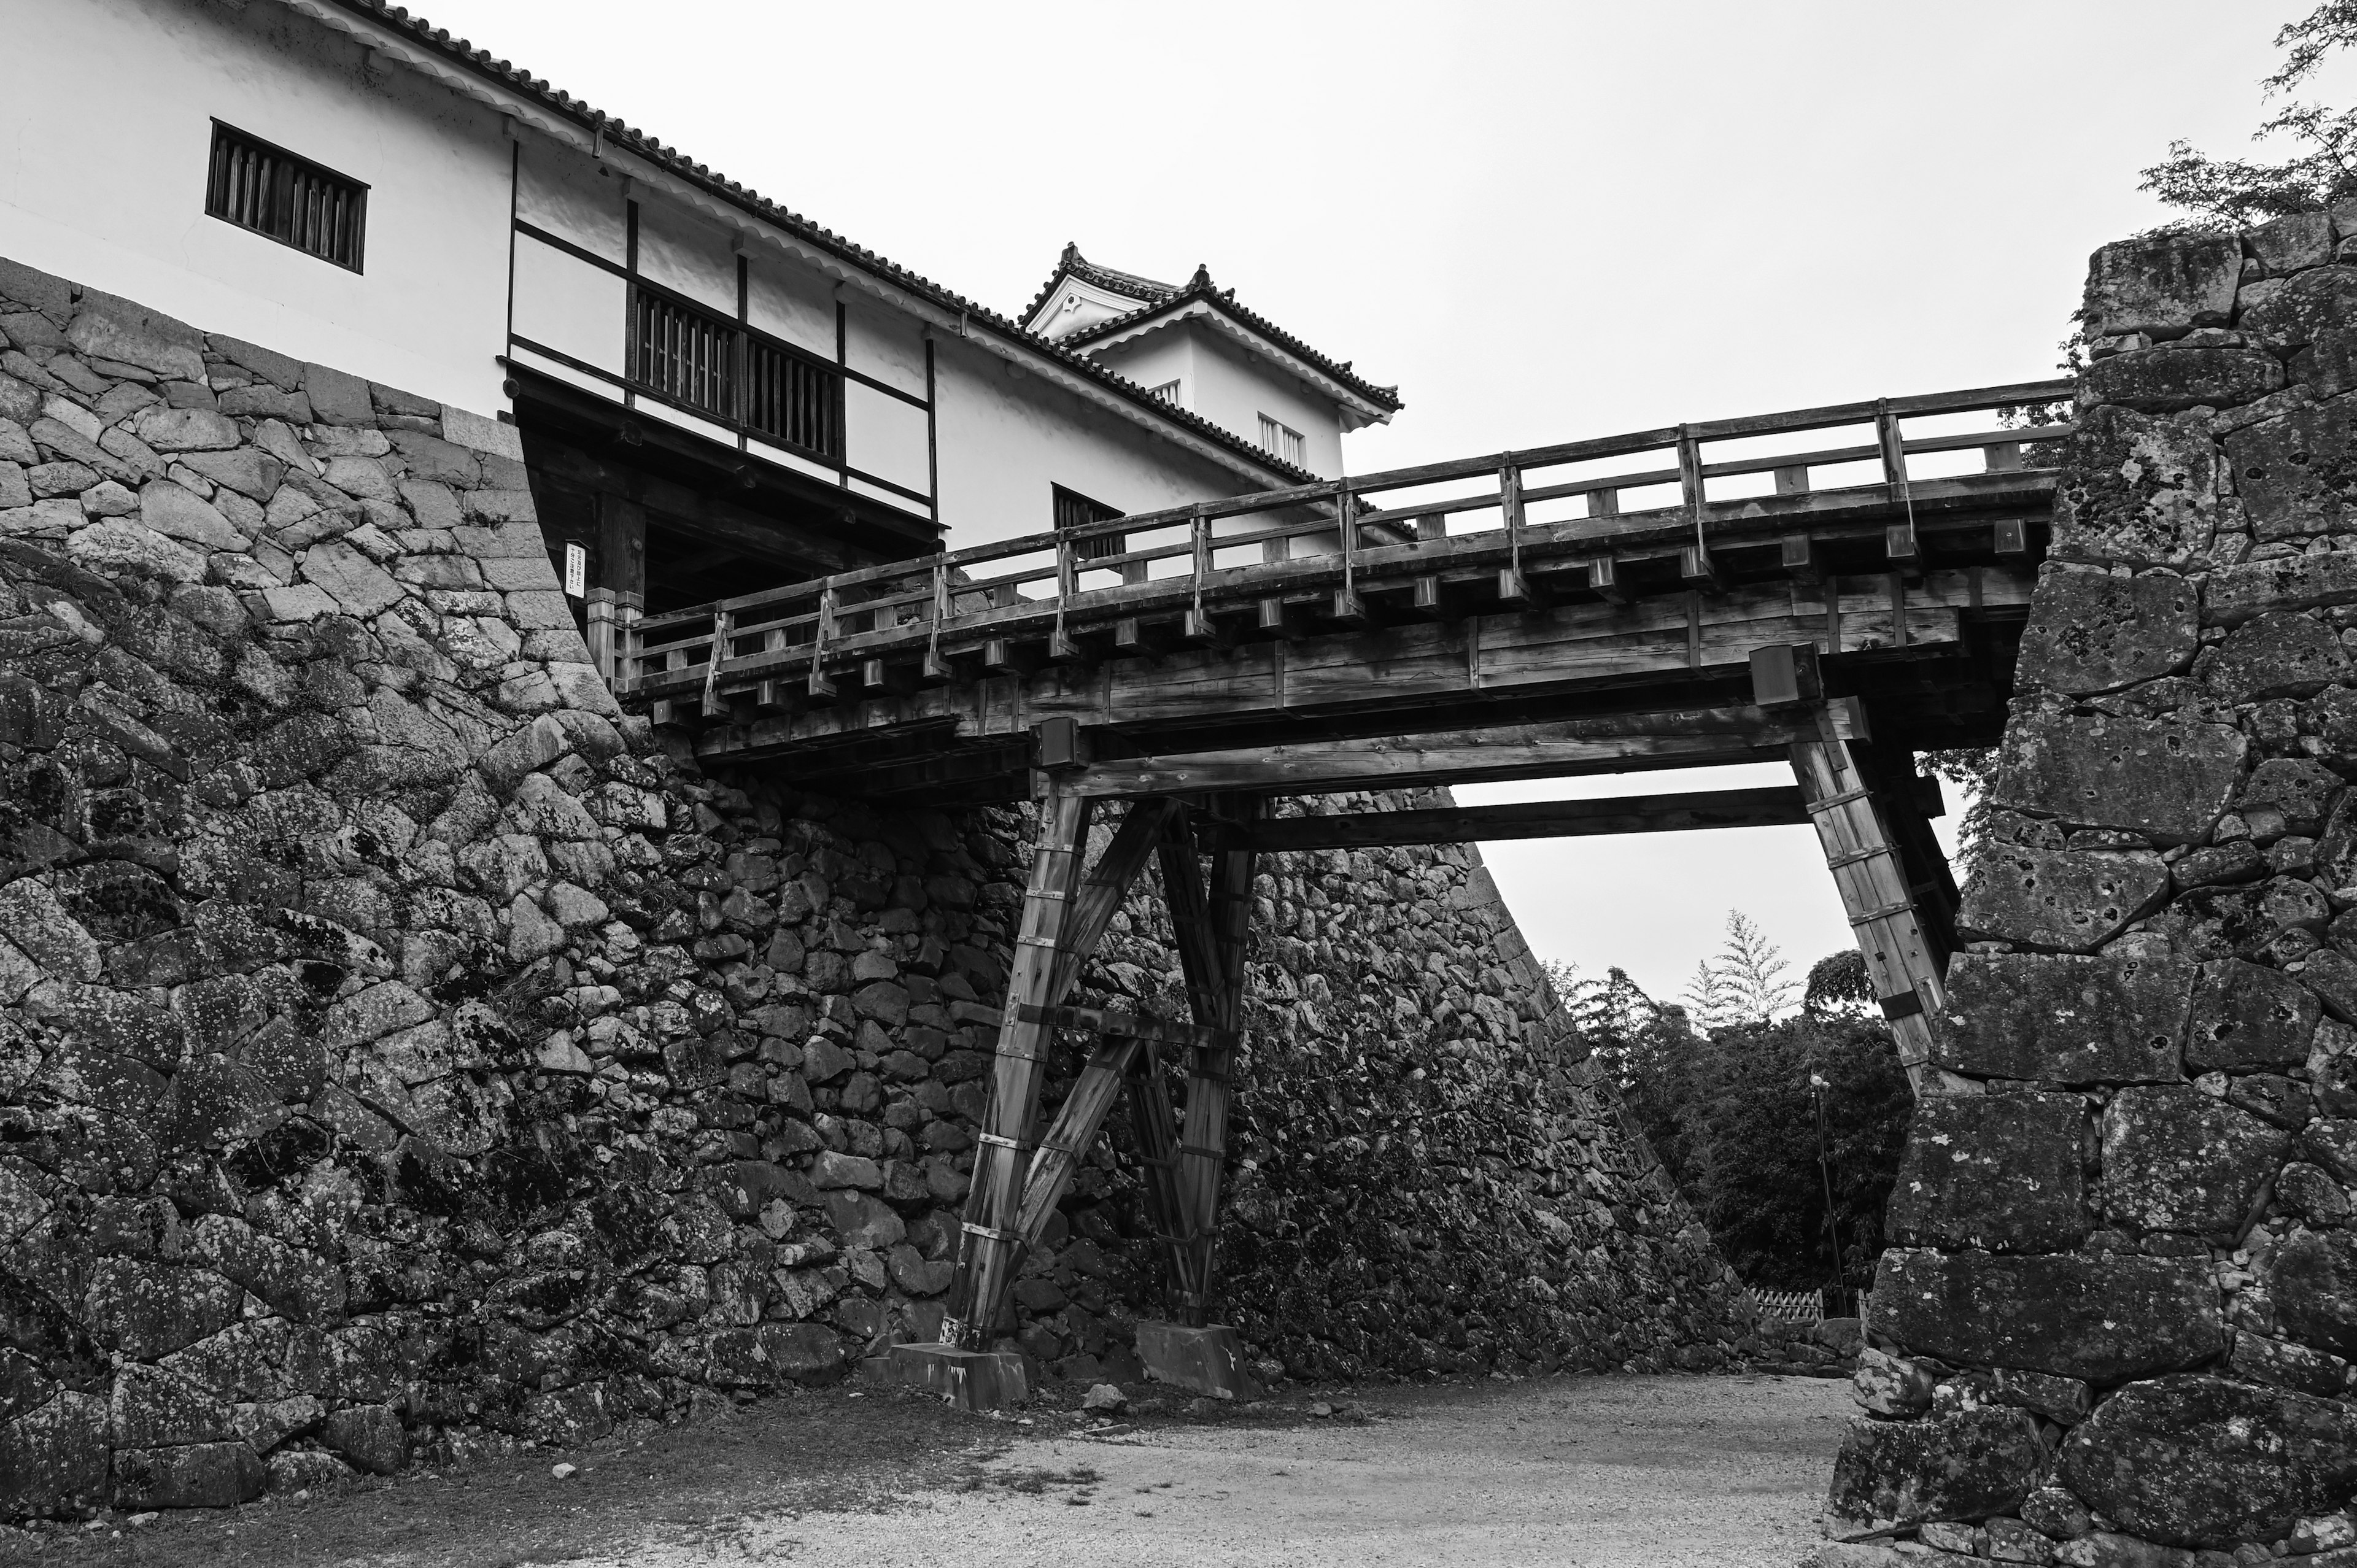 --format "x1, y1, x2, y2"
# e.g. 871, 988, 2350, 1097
421, 0, 2343, 999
